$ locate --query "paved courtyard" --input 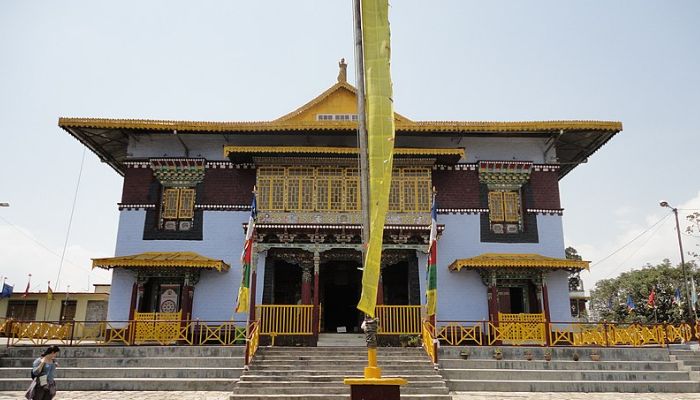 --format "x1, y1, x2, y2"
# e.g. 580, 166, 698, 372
4, 392, 700, 400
